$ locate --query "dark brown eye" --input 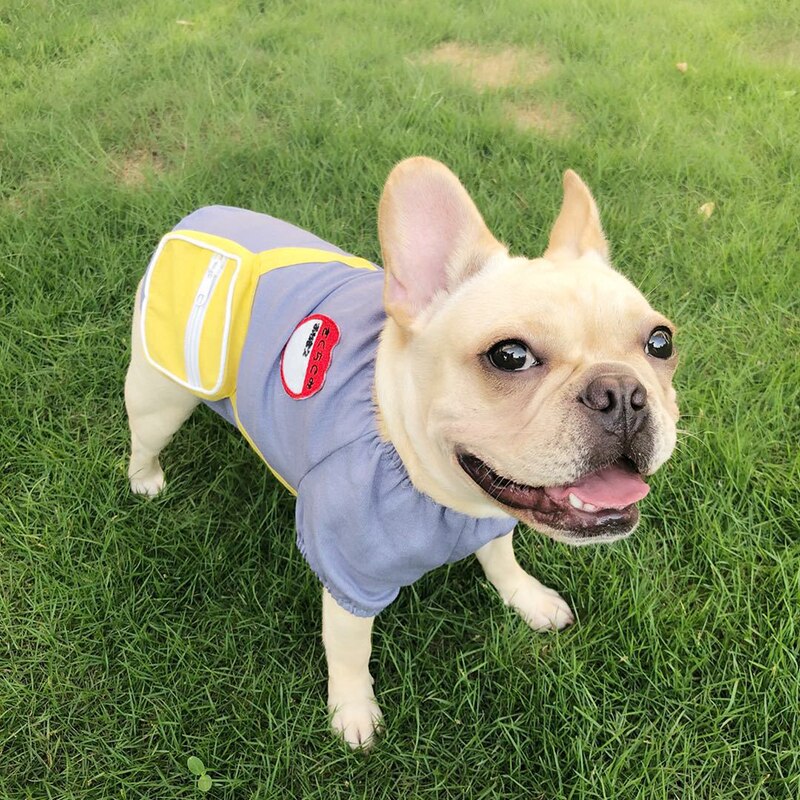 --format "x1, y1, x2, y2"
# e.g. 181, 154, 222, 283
645, 327, 673, 359
487, 340, 540, 371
